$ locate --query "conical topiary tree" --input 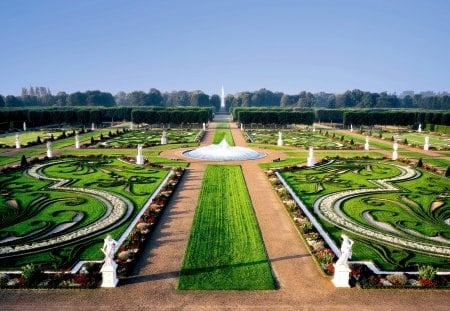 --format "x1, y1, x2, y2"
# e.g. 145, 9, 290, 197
445, 166, 450, 178
417, 158, 423, 168
20, 155, 27, 167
